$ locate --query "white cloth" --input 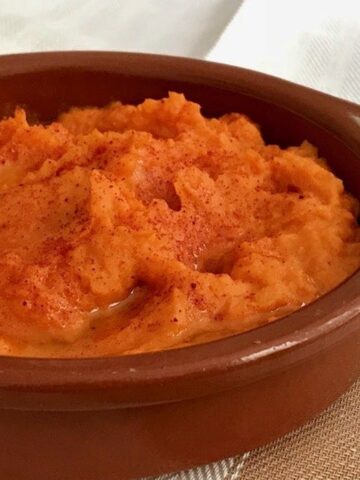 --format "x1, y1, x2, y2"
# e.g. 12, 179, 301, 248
0, 0, 240, 58
208, 0, 360, 103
